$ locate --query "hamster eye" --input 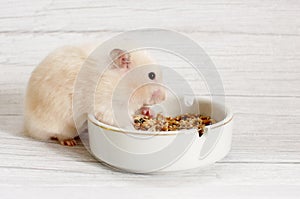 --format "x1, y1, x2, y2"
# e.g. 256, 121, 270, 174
148, 72, 156, 80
